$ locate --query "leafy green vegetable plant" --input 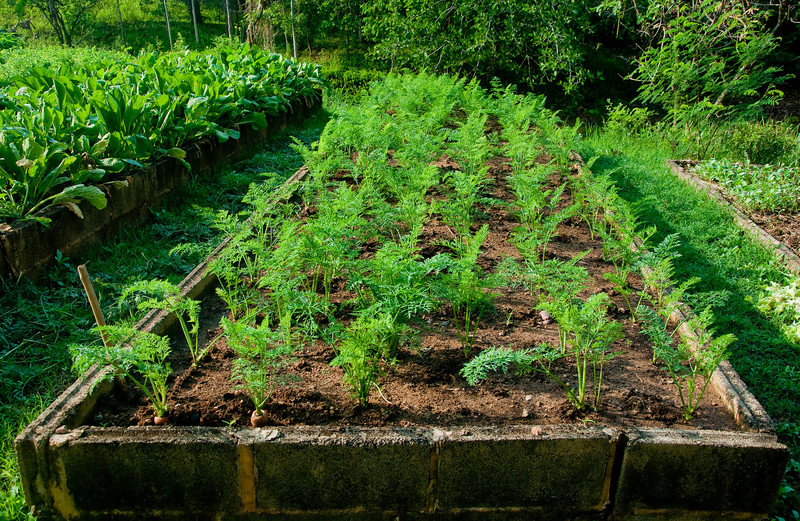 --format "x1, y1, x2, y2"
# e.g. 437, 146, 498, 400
757, 277, 800, 344
691, 160, 800, 213
0, 43, 322, 223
